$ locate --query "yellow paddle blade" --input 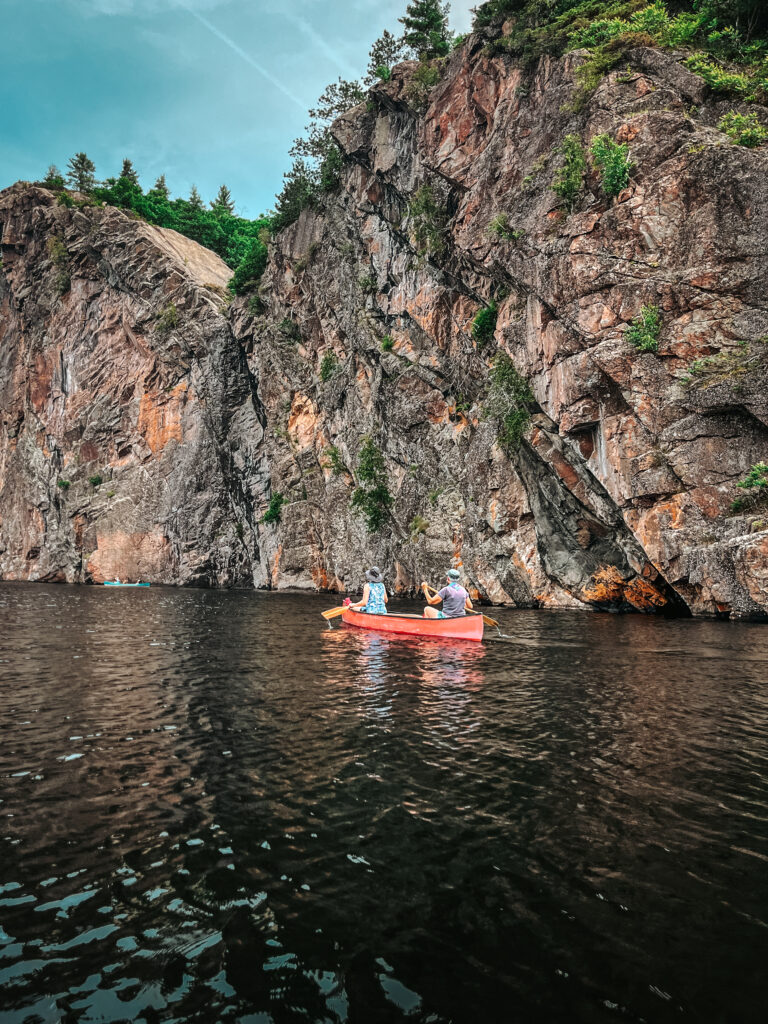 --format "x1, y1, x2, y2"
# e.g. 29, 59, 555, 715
321, 606, 346, 620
